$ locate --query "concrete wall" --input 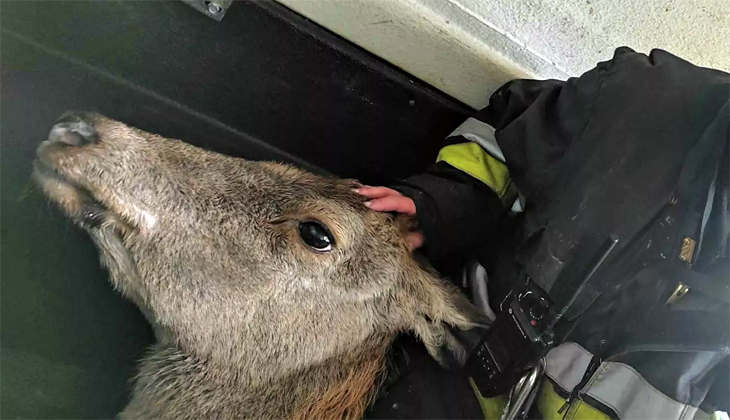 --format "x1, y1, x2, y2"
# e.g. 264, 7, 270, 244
276, 0, 729, 109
